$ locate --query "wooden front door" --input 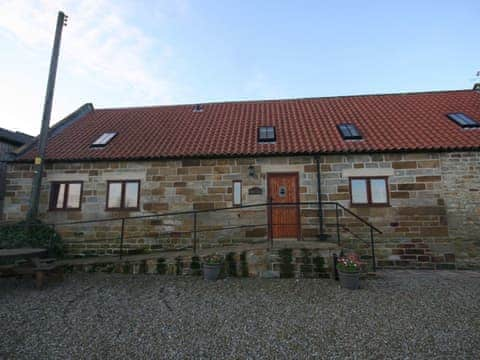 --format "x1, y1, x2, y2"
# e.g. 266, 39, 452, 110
267, 173, 300, 239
